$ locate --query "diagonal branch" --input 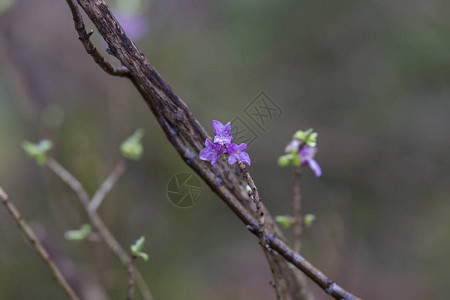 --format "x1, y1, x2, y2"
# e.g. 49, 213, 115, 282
64, 1, 360, 299
46, 158, 153, 300
0, 186, 80, 300
89, 159, 127, 212
238, 161, 285, 299
65, 0, 130, 77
